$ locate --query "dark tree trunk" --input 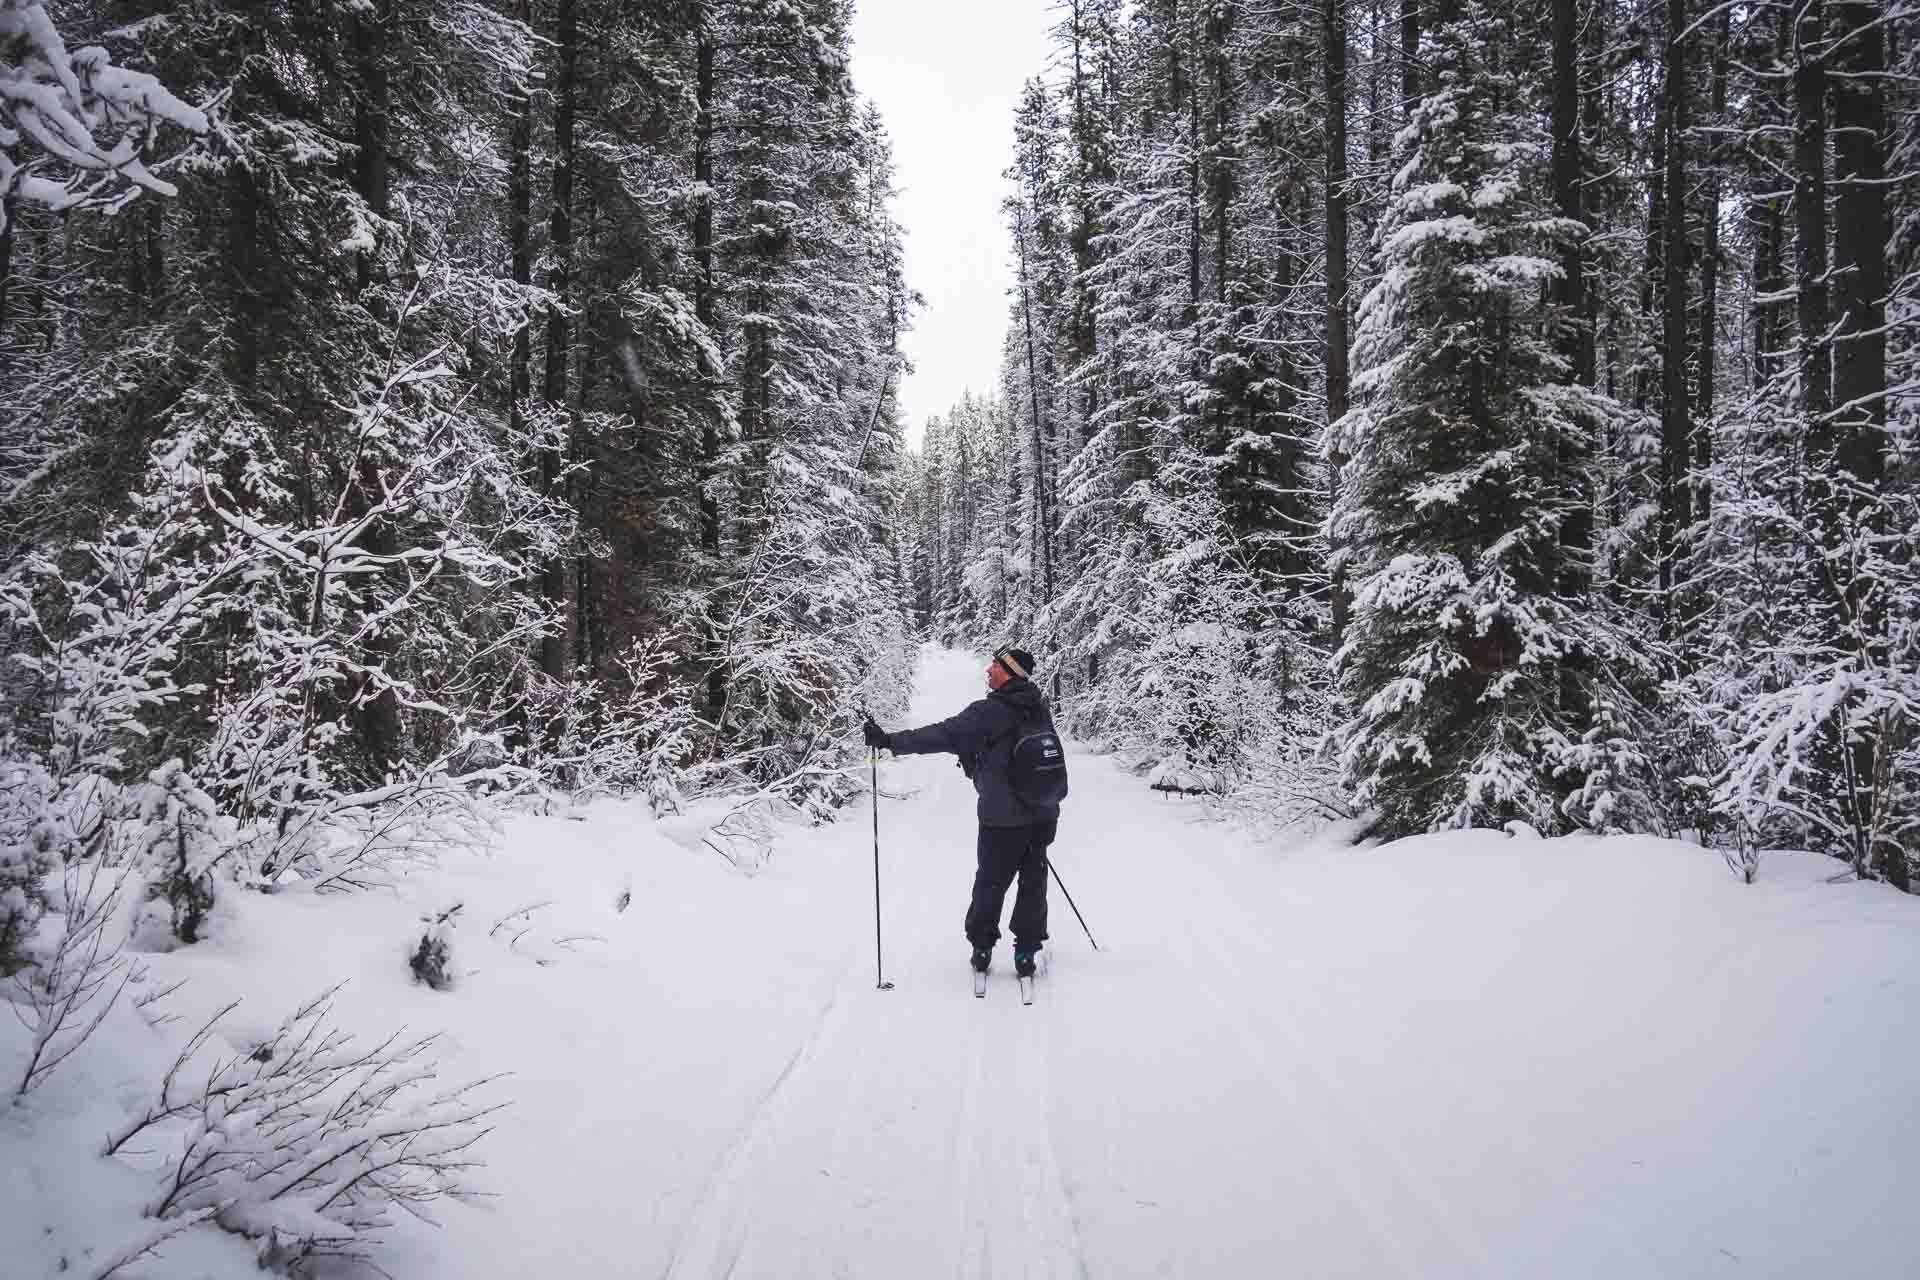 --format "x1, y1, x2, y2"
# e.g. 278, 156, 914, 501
1552, 0, 1591, 386
1326, 0, 1352, 642
1829, 0, 1893, 886
510, 0, 532, 426
694, 14, 719, 559
352, 0, 402, 778
1657, 0, 1692, 633
1209, 3, 1232, 305
1695, 3, 1728, 525
1829, 0, 1887, 466
1186, 5, 1201, 319
1552, 0, 1592, 723
1794, 0, 1830, 419
540, 0, 578, 682
1400, 0, 1419, 111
